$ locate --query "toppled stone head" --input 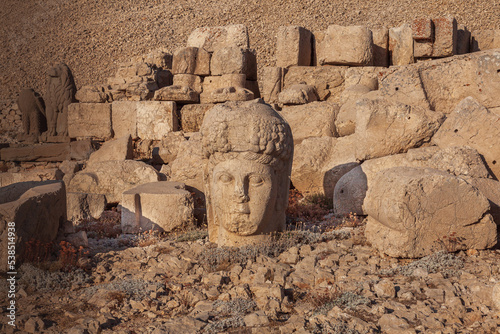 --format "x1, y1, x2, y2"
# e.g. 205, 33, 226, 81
200, 99, 293, 246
